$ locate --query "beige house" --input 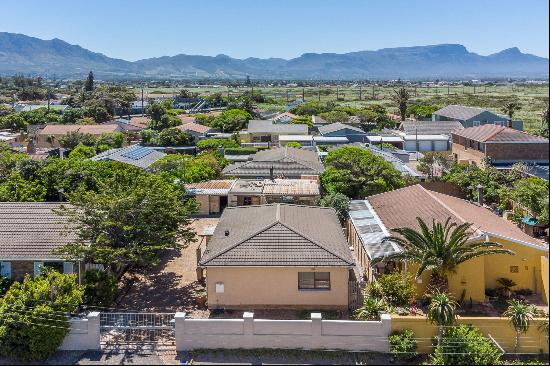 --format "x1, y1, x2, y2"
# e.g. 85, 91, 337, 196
199, 204, 356, 309
34, 124, 124, 148
186, 178, 320, 215
246, 120, 308, 143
